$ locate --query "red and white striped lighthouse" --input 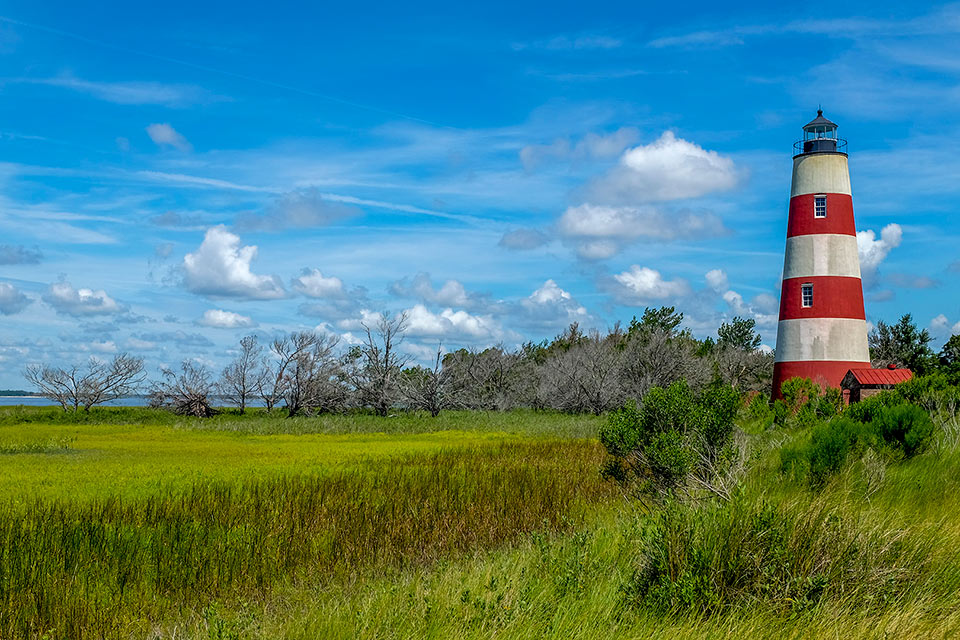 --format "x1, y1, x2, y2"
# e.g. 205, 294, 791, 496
772, 110, 870, 397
